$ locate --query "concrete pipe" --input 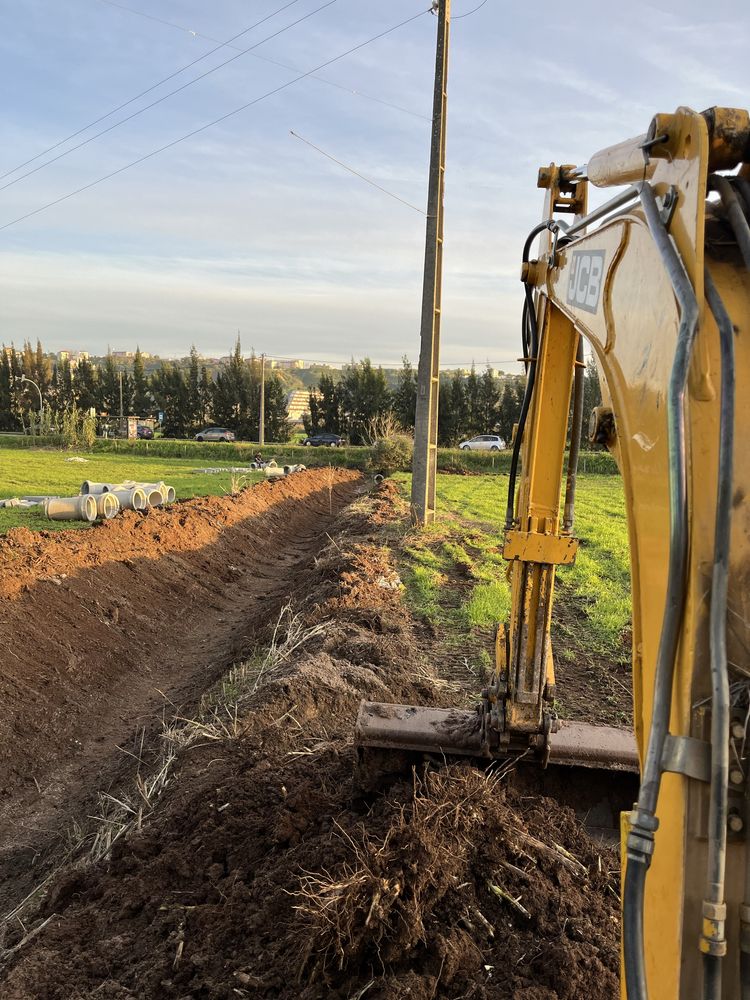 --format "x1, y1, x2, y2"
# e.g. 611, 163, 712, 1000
264, 467, 285, 479
145, 488, 165, 507
95, 493, 120, 519
132, 482, 173, 502
109, 487, 147, 511
80, 481, 112, 494
45, 495, 98, 522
